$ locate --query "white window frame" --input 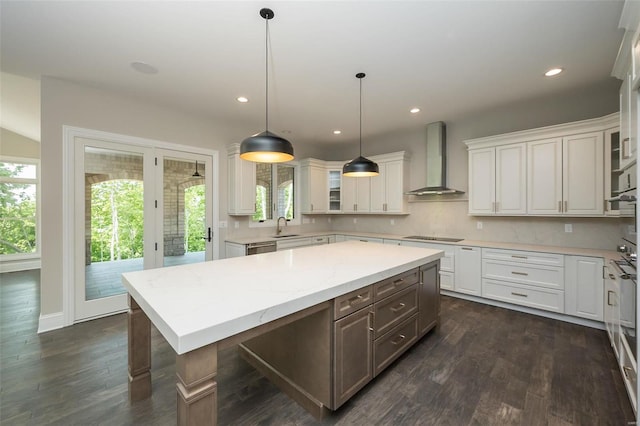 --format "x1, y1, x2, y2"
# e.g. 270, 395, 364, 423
0, 155, 41, 261
250, 161, 301, 228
